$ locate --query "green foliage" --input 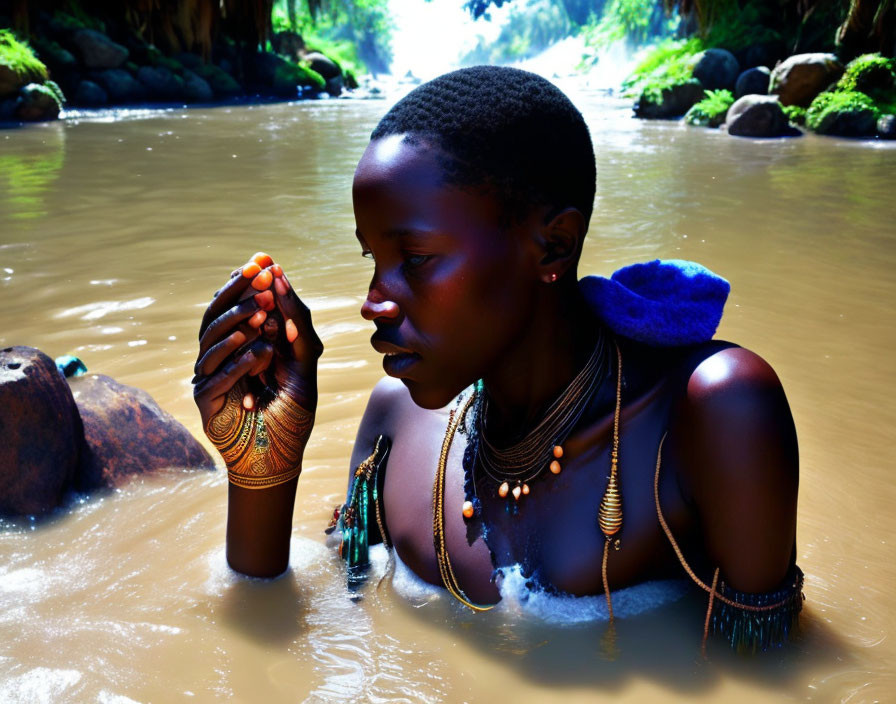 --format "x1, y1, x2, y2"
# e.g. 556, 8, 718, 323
275, 60, 326, 91
684, 88, 733, 126
836, 53, 896, 94
582, 0, 674, 49
806, 90, 877, 131
51, 9, 105, 33
621, 37, 703, 98
697, 1, 782, 52
462, 0, 572, 65
782, 104, 807, 126
271, 0, 392, 75
0, 29, 49, 88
